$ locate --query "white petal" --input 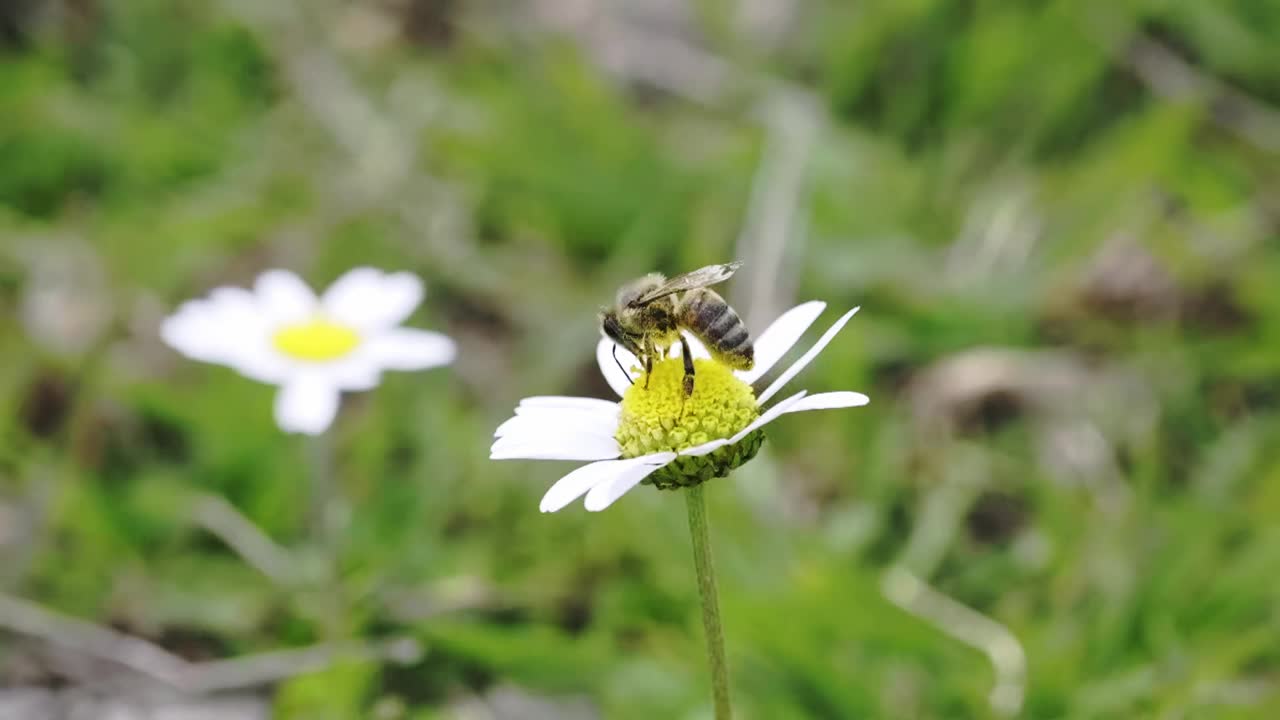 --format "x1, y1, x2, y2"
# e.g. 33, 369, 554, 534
514, 403, 618, 424
757, 307, 860, 404
582, 453, 677, 512
677, 390, 817, 457
679, 438, 730, 457
540, 452, 675, 513
782, 391, 870, 413
495, 412, 619, 440
490, 432, 616, 457
255, 270, 317, 324
519, 396, 620, 413
490, 430, 621, 461
493, 419, 619, 451
366, 329, 456, 370
729, 390, 809, 443
499, 406, 621, 451
675, 391, 817, 457
689, 334, 711, 359
737, 301, 827, 384
596, 337, 640, 398
274, 374, 341, 435
323, 267, 424, 331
